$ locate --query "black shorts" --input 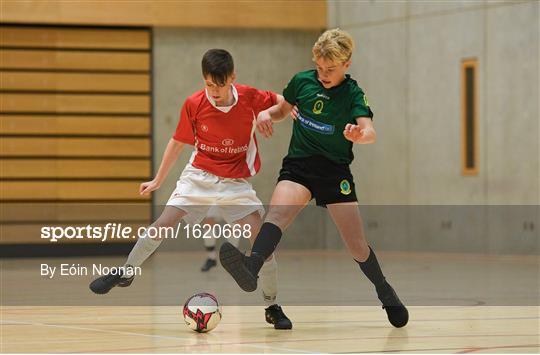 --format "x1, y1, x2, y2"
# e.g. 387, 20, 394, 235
277, 155, 357, 207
